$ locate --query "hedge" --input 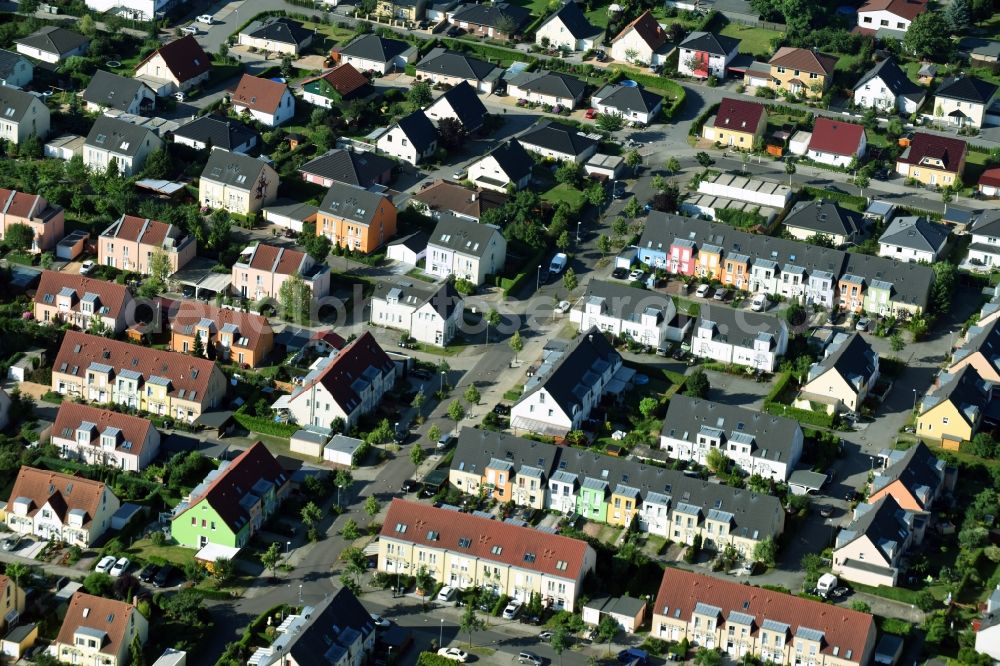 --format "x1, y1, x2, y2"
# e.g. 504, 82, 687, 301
689, 102, 721, 137
233, 410, 299, 438
437, 37, 536, 66
763, 402, 835, 428
417, 653, 458, 666
763, 371, 793, 404
501, 246, 547, 297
